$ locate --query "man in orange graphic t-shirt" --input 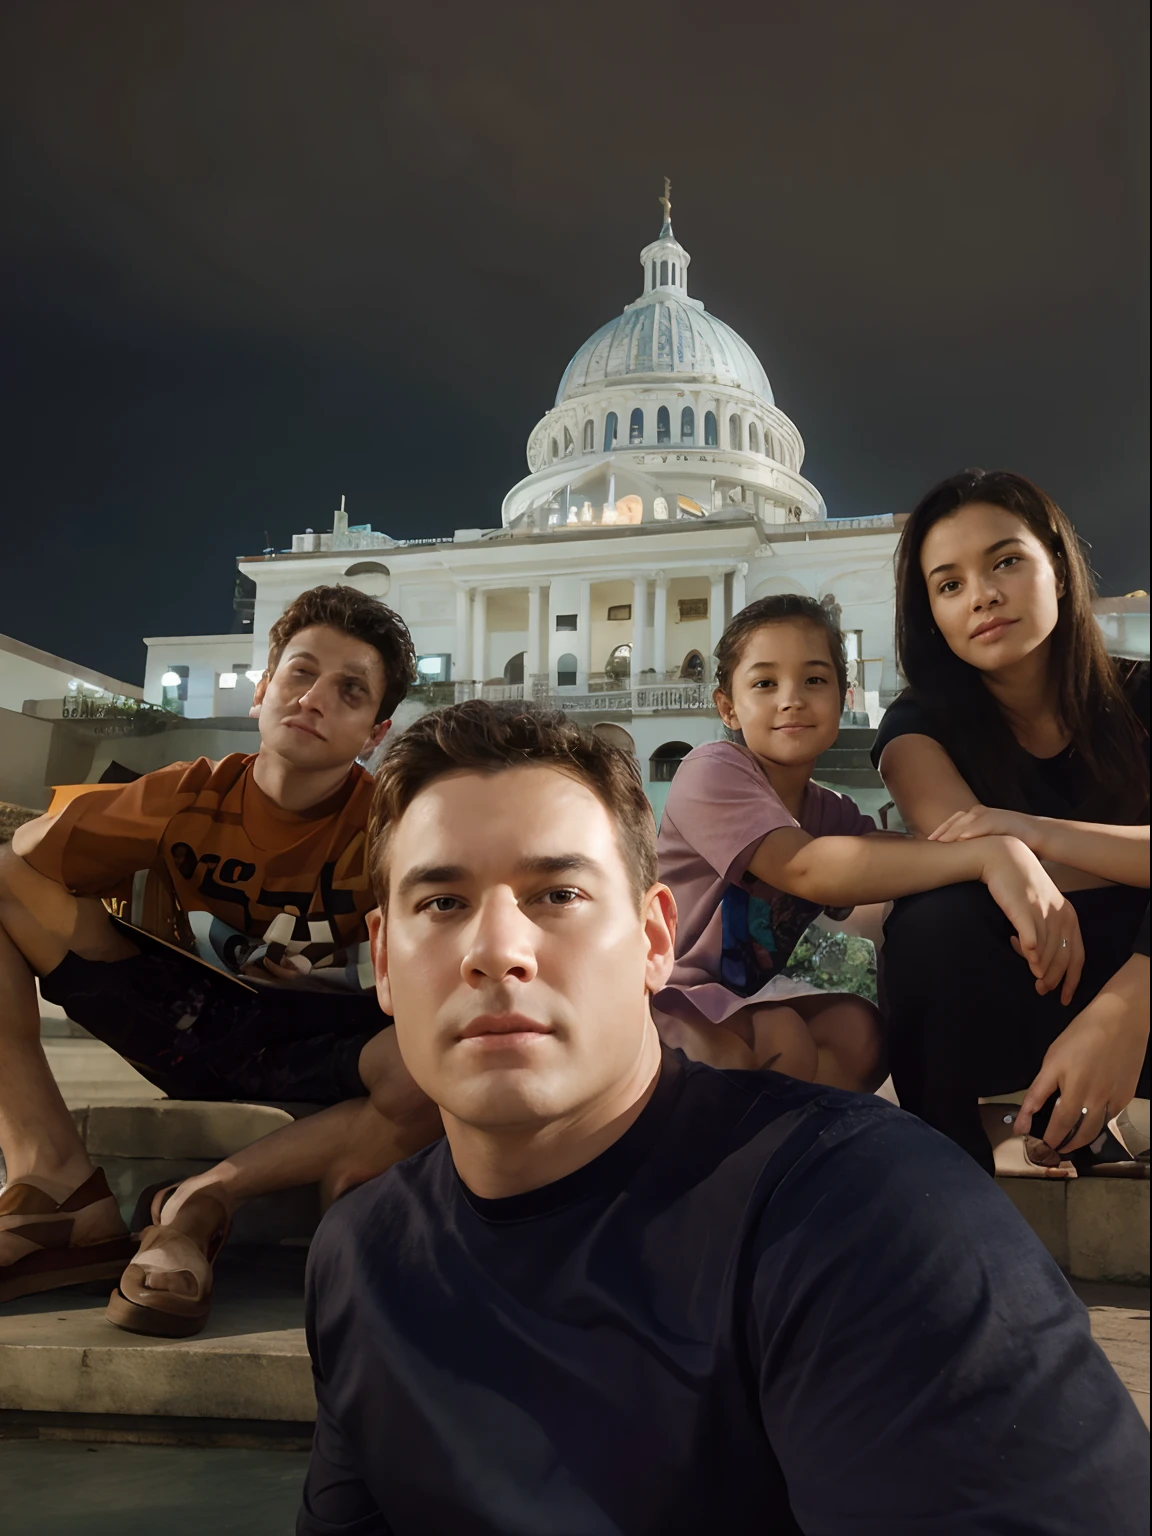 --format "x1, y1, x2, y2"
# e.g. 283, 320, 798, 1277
0, 585, 441, 1334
